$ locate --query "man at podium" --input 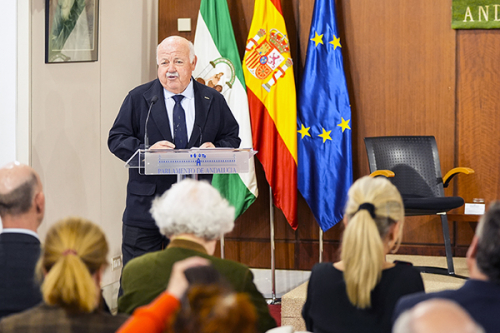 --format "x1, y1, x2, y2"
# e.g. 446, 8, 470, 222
108, 36, 240, 268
